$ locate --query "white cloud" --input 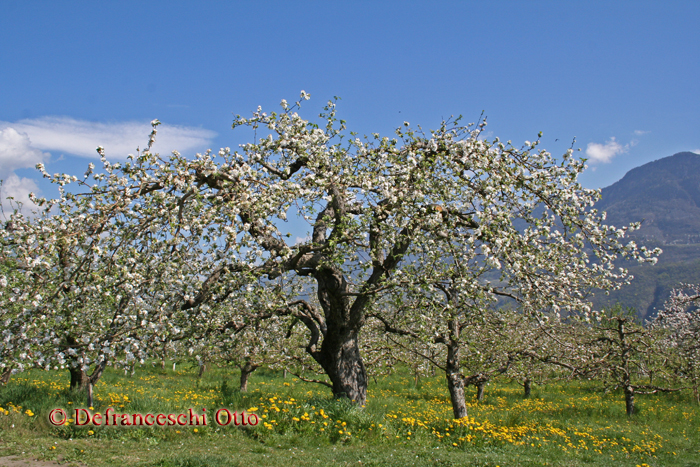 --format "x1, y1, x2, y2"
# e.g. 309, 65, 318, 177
585, 137, 628, 164
0, 116, 217, 160
0, 127, 50, 179
0, 173, 40, 214
295, 235, 311, 245
0, 116, 215, 216
0, 128, 49, 215
634, 130, 650, 136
